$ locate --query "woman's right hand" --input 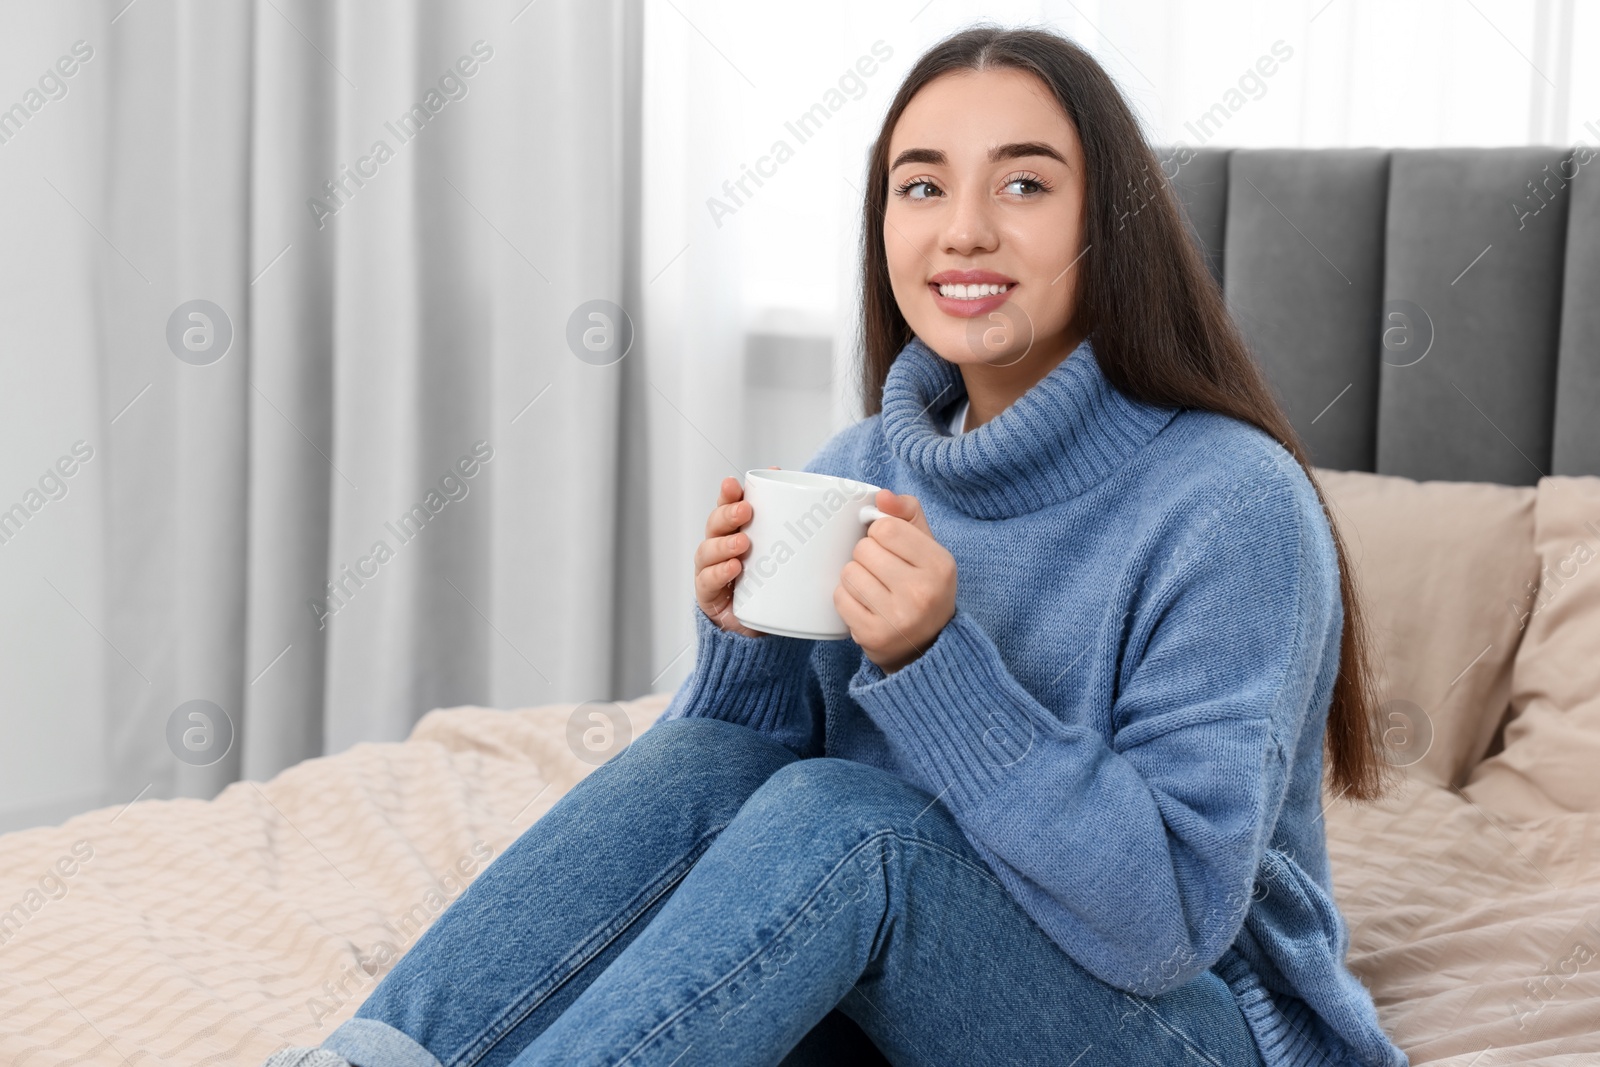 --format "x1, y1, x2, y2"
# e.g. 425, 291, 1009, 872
695, 472, 769, 637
